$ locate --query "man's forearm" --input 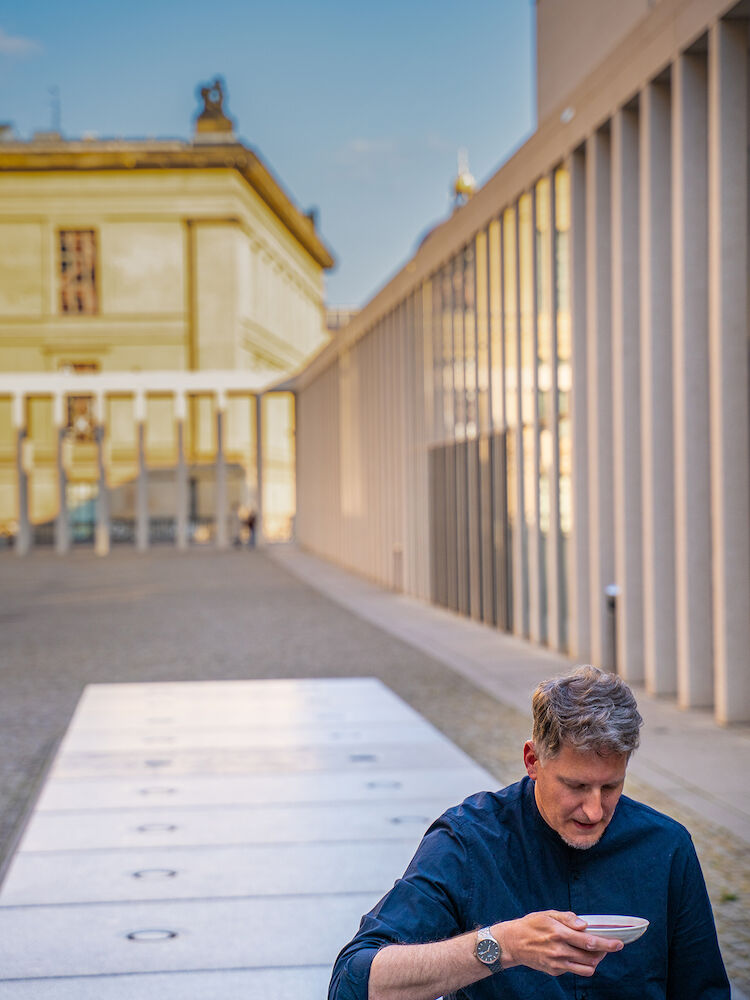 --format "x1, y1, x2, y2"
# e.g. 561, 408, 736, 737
366, 911, 623, 1000
368, 930, 491, 1000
